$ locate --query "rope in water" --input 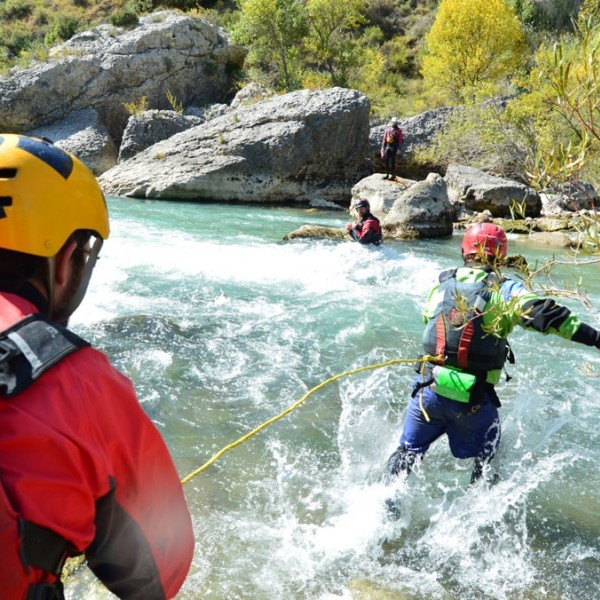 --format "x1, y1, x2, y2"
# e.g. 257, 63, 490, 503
180, 354, 439, 484
63, 353, 439, 581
